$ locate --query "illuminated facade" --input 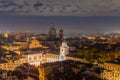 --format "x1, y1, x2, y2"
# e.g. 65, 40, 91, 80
29, 39, 47, 49
1, 40, 120, 80
0, 58, 26, 71
24, 51, 43, 66
99, 63, 120, 80
60, 41, 69, 61
87, 36, 95, 40
1, 44, 22, 55
25, 41, 69, 66
3, 32, 9, 38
